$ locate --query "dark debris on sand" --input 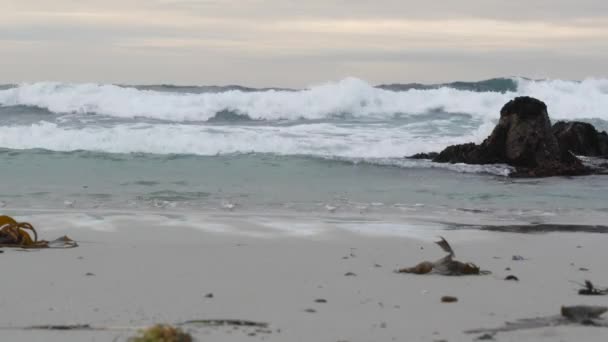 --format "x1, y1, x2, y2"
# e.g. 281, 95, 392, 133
466, 305, 608, 337
449, 223, 608, 234
578, 280, 608, 296
396, 237, 489, 276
